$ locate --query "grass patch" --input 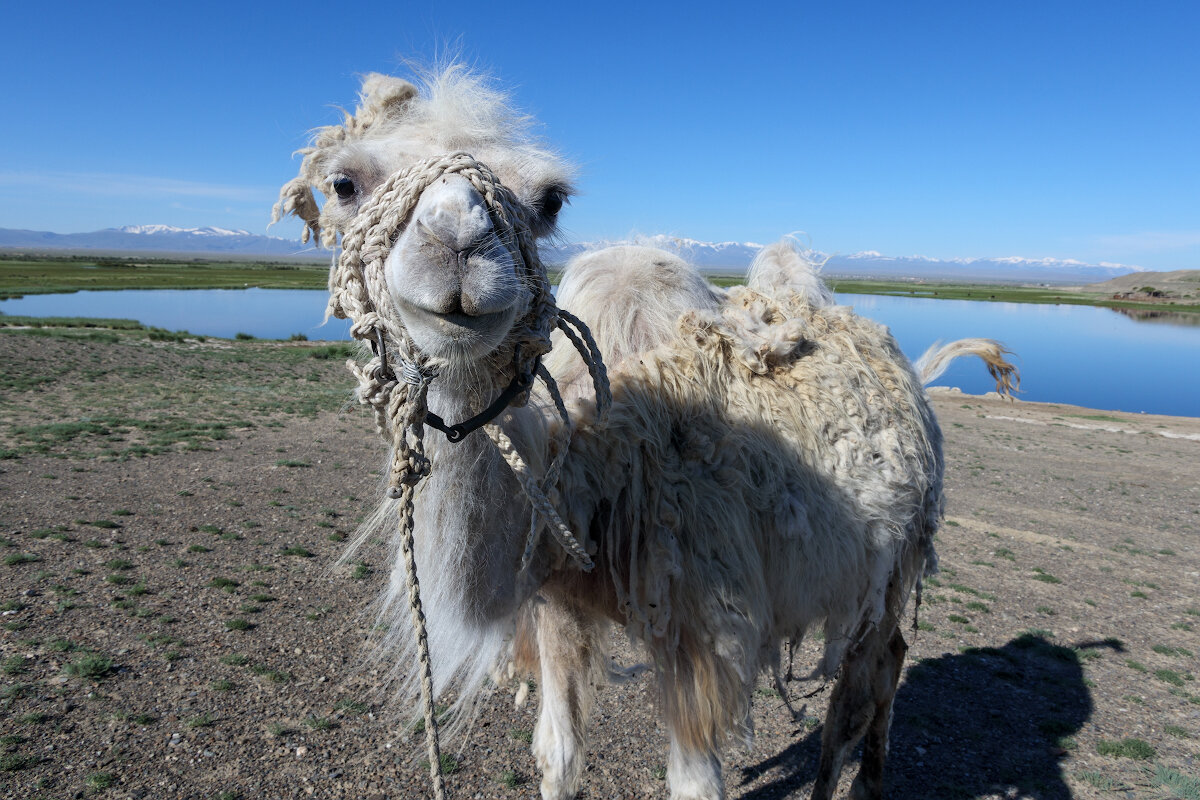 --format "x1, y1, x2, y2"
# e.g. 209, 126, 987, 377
0, 758, 37, 777
2, 655, 28, 675
1096, 738, 1155, 760
64, 653, 113, 680
1150, 764, 1200, 800
1153, 644, 1193, 657
335, 699, 368, 715
1155, 668, 1190, 687
1031, 568, 1061, 584
423, 753, 460, 775
85, 771, 116, 789
1075, 770, 1119, 791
